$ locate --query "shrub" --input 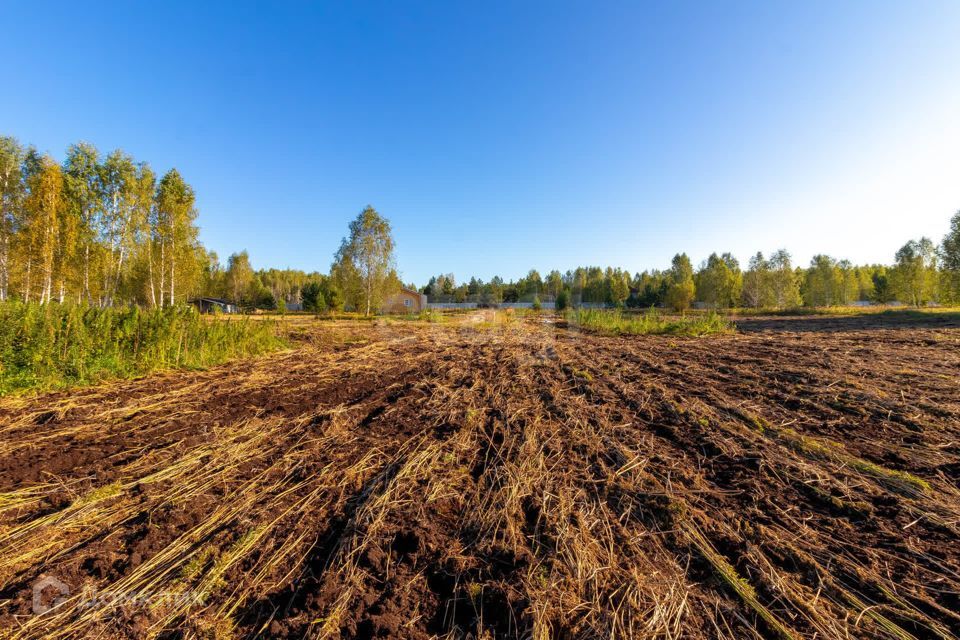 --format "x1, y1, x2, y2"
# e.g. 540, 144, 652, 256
556, 289, 570, 311
566, 308, 732, 337
418, 308, 443, 323
0, 302, 285, 395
